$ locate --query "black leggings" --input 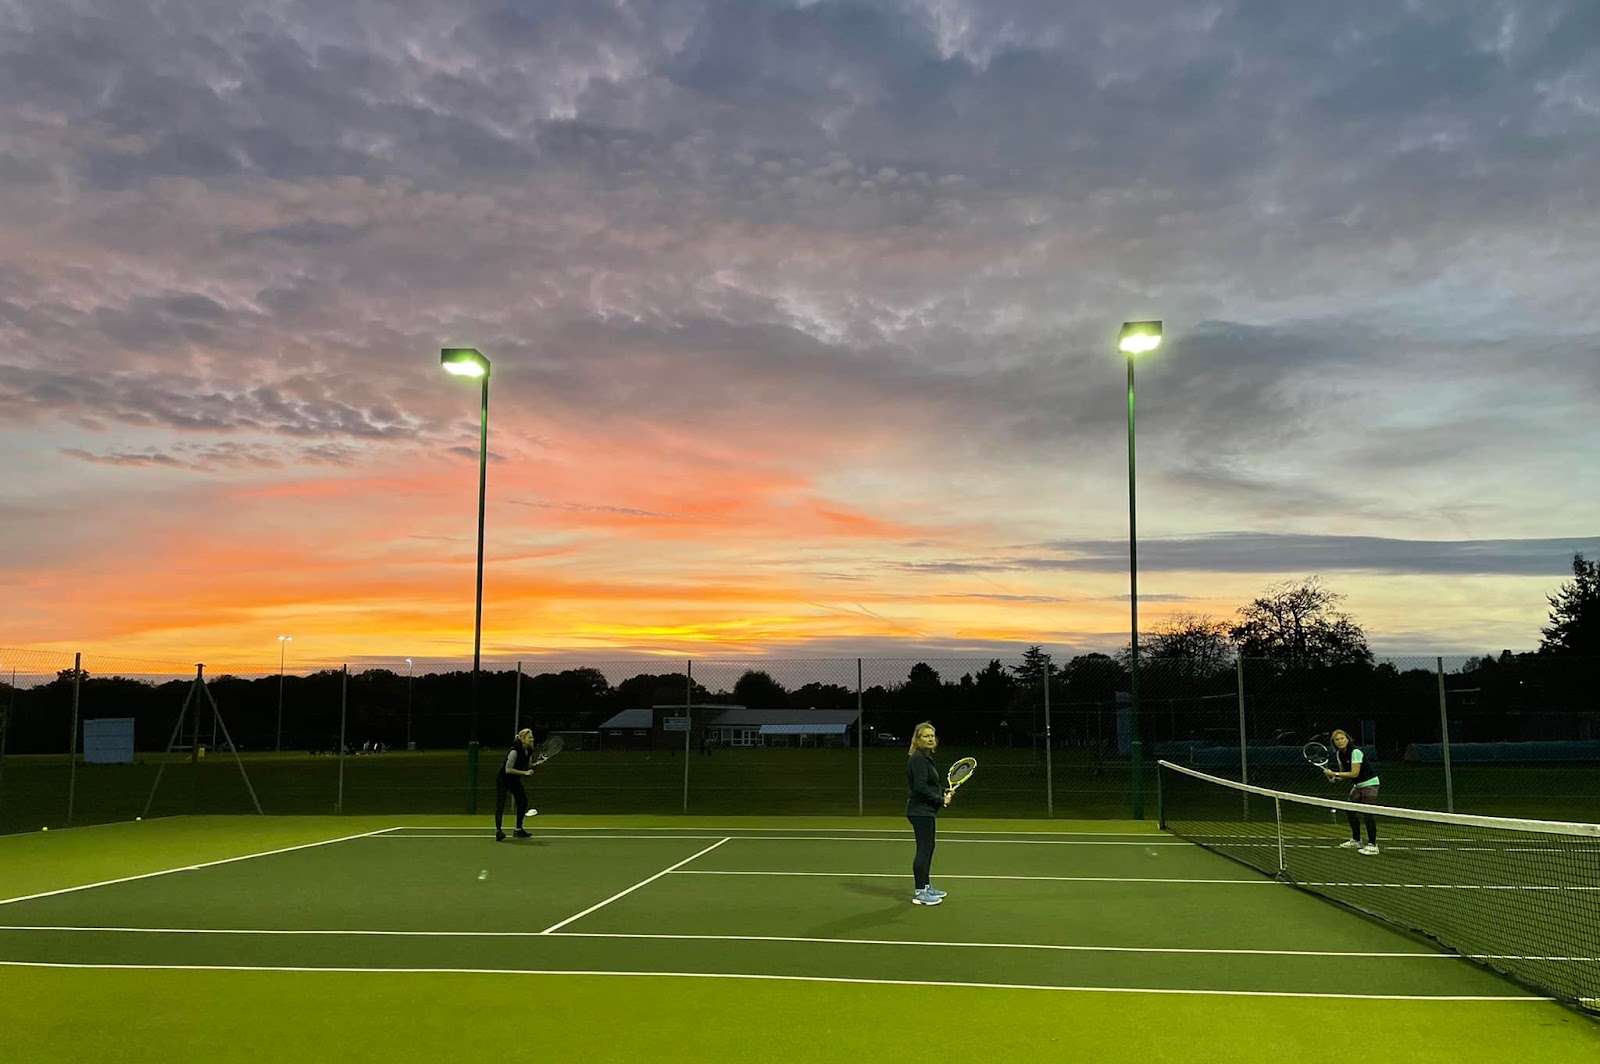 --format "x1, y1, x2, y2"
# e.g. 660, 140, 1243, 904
495, 776, 528, 831
908, 815, 937, 890
1346, 810, 1378, 844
